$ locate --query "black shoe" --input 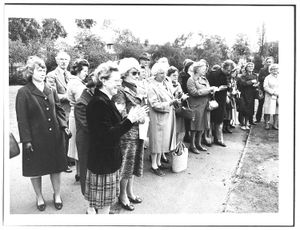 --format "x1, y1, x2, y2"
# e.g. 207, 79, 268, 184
214, 141, 226, 147
118, 198, 134, 211
225, 128, 233, 134
64, 166, 72, 173
75, 174, 80, 182
151, 167, 165, 176
161, 157, 169, 164
158, 163, 170, 170
196, 145, 207, 151
249, 122, 257, 125
36, 199, 46, 211
189, 147, 201, 154
128, 196, 142, 204
53, 194, 63, 210
229, 124, 236, 129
